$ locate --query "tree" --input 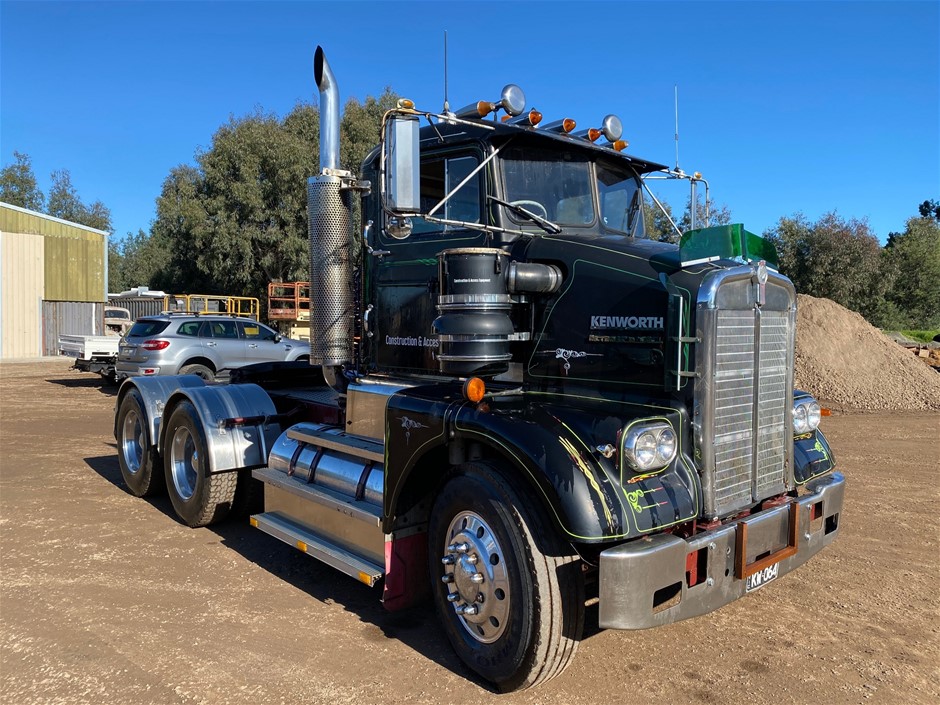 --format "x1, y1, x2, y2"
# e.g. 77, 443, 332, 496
108, 228, 173, 294
47, 169, 112, 231
764, 211, 888, 321
881, 215, 940, 329
678, 194, 732, 234
918, 199, 940, 222
152, 91, 396, 301
642, 194, 732, 243
0, 151, 45, 211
